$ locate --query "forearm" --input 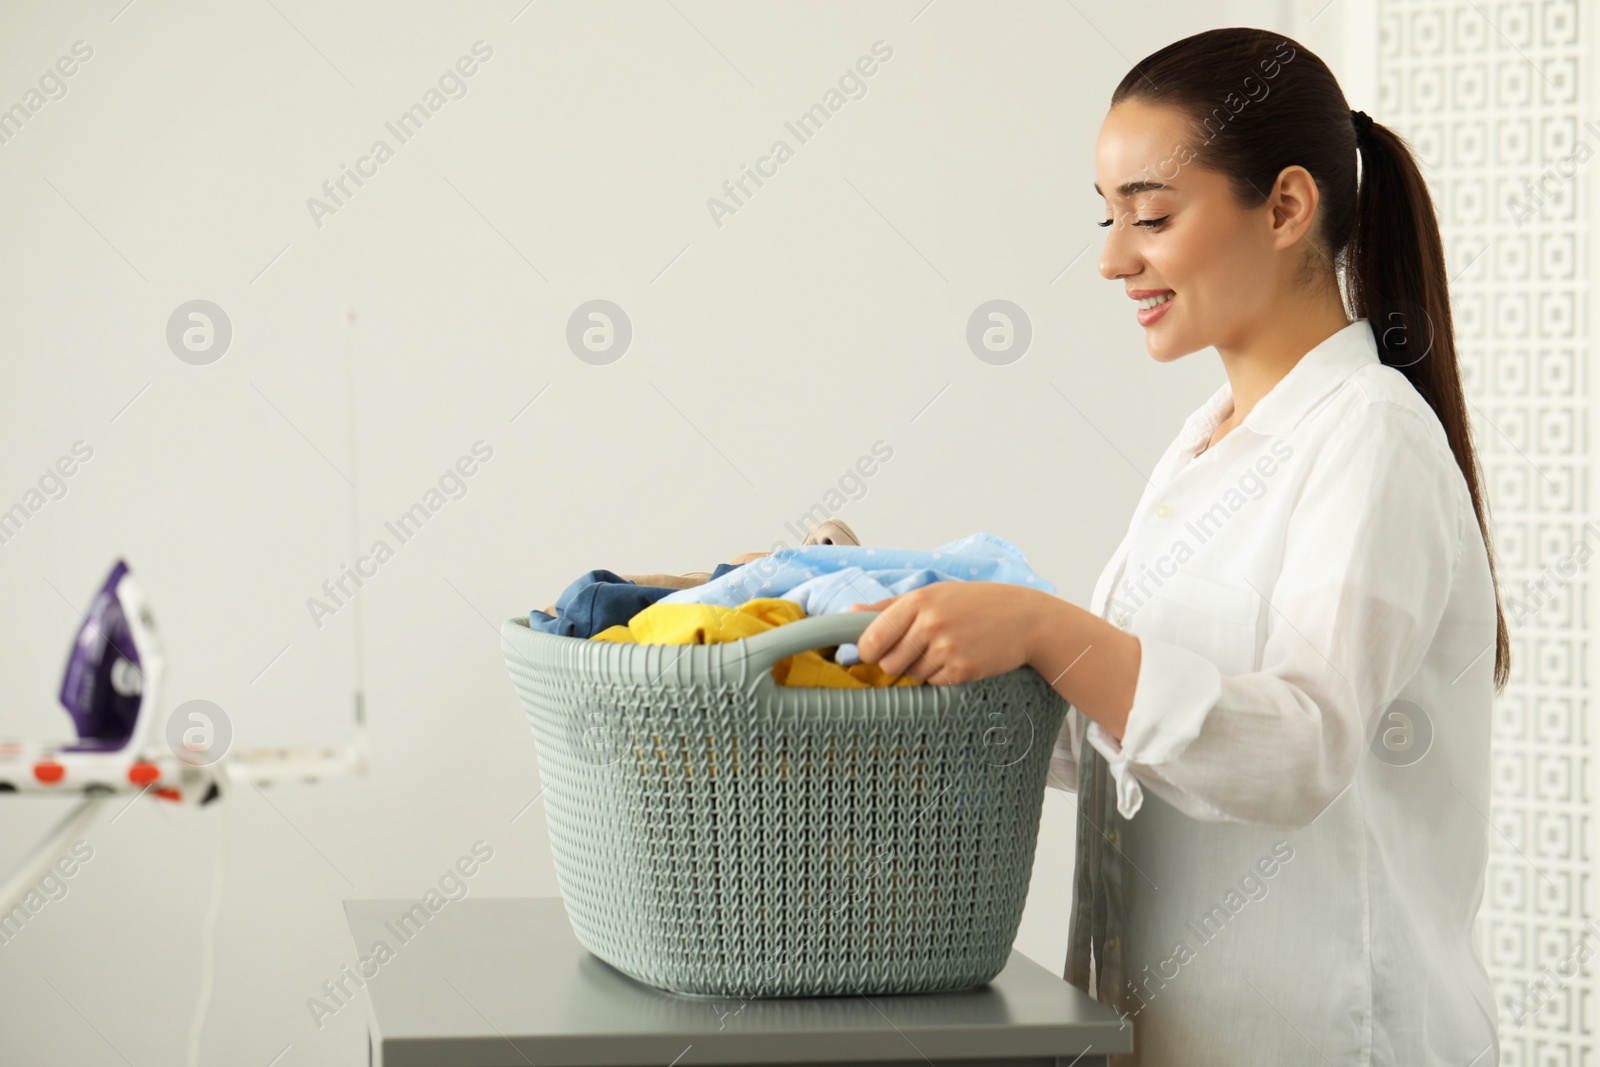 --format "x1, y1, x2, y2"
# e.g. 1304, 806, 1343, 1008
1023, 591, 1140, 743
